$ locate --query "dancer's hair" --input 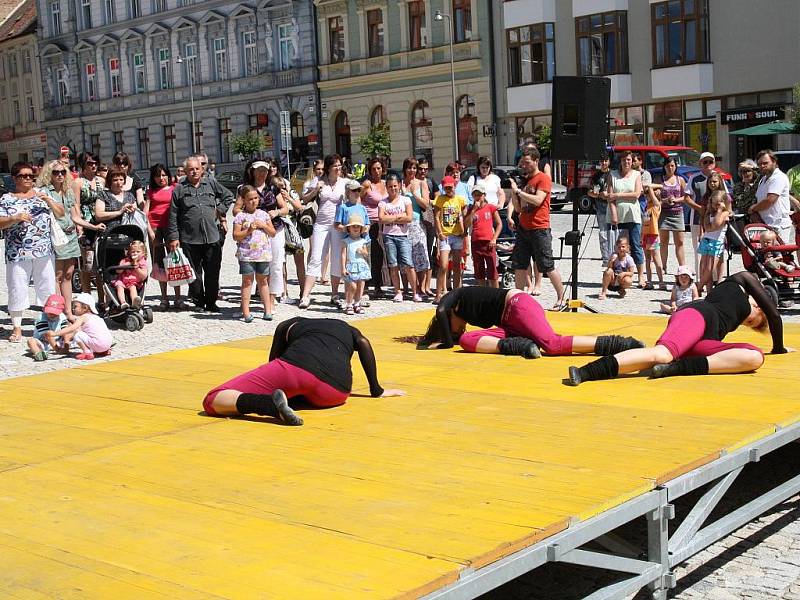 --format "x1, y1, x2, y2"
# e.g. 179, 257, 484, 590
394, 314, 452, 349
